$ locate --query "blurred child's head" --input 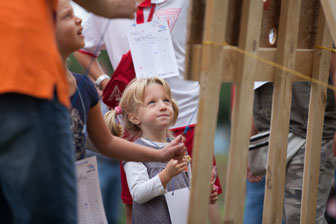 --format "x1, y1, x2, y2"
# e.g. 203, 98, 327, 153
55, 0, 84, 60
105, 77, 178, 138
